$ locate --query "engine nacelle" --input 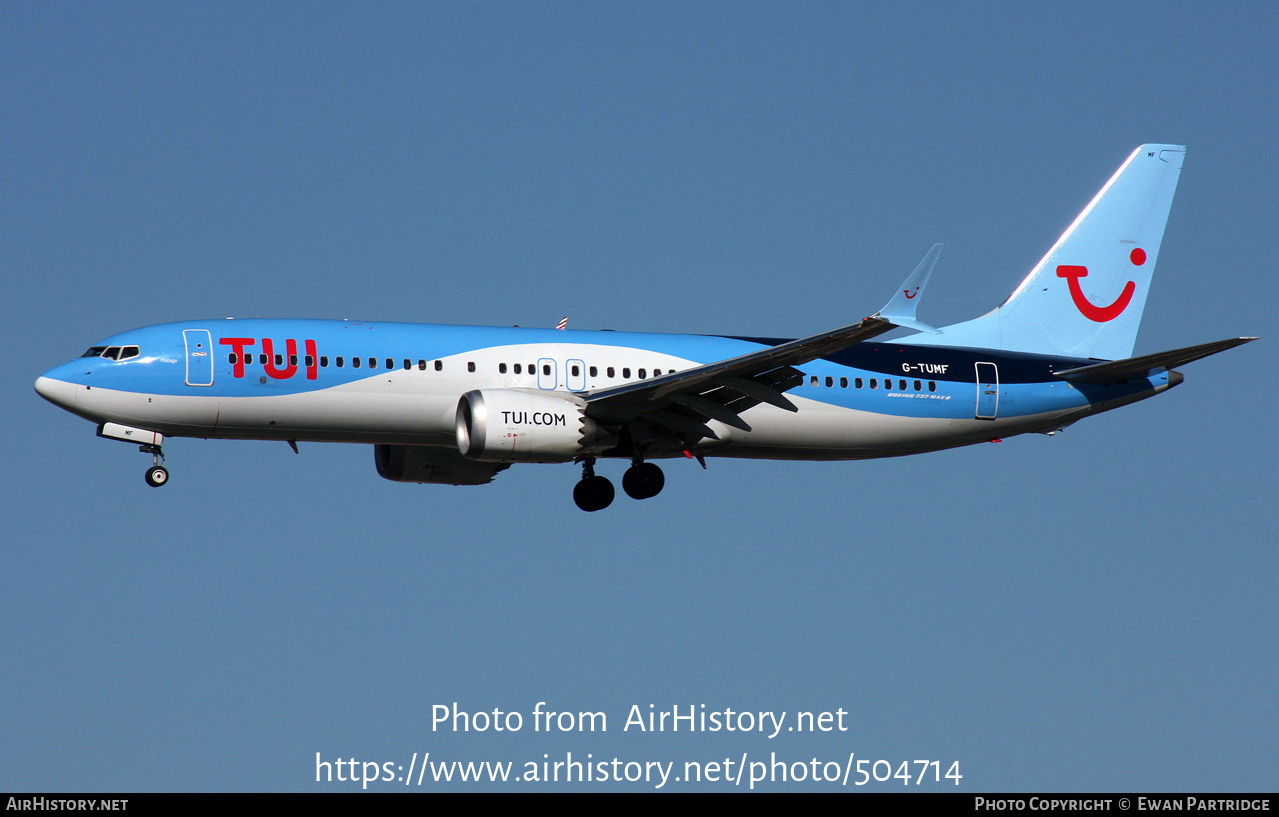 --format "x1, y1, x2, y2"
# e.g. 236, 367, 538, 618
456, 389, 611, 463
374, 444, 508, 485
